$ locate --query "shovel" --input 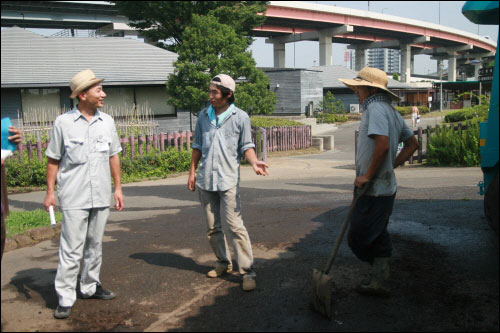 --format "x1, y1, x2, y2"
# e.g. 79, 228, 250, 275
310, 183, 370, 319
